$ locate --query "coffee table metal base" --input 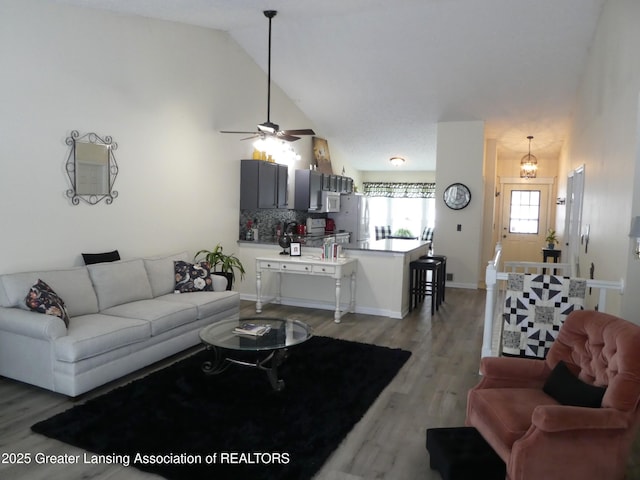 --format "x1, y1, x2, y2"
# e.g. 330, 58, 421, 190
201, 345, 288, 391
